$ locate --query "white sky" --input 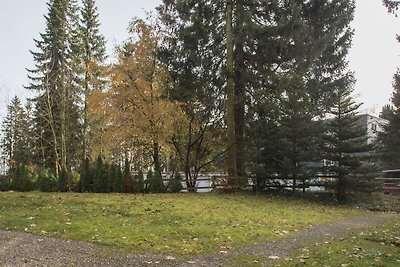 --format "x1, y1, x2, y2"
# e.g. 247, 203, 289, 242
0, 0, 400, 119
